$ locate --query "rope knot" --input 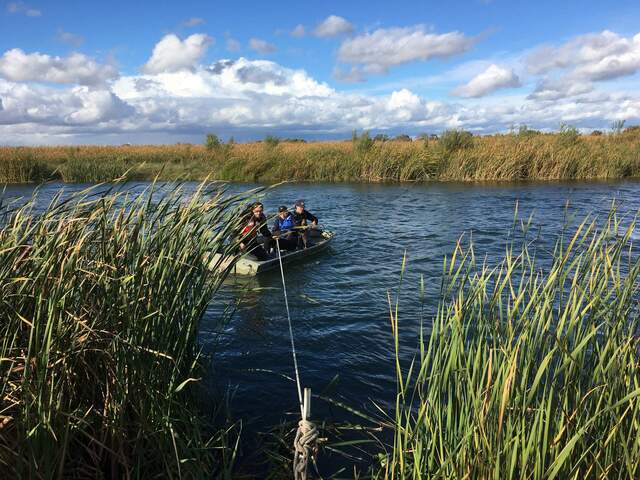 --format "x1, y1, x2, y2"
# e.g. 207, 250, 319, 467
293, 419, 318, 480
